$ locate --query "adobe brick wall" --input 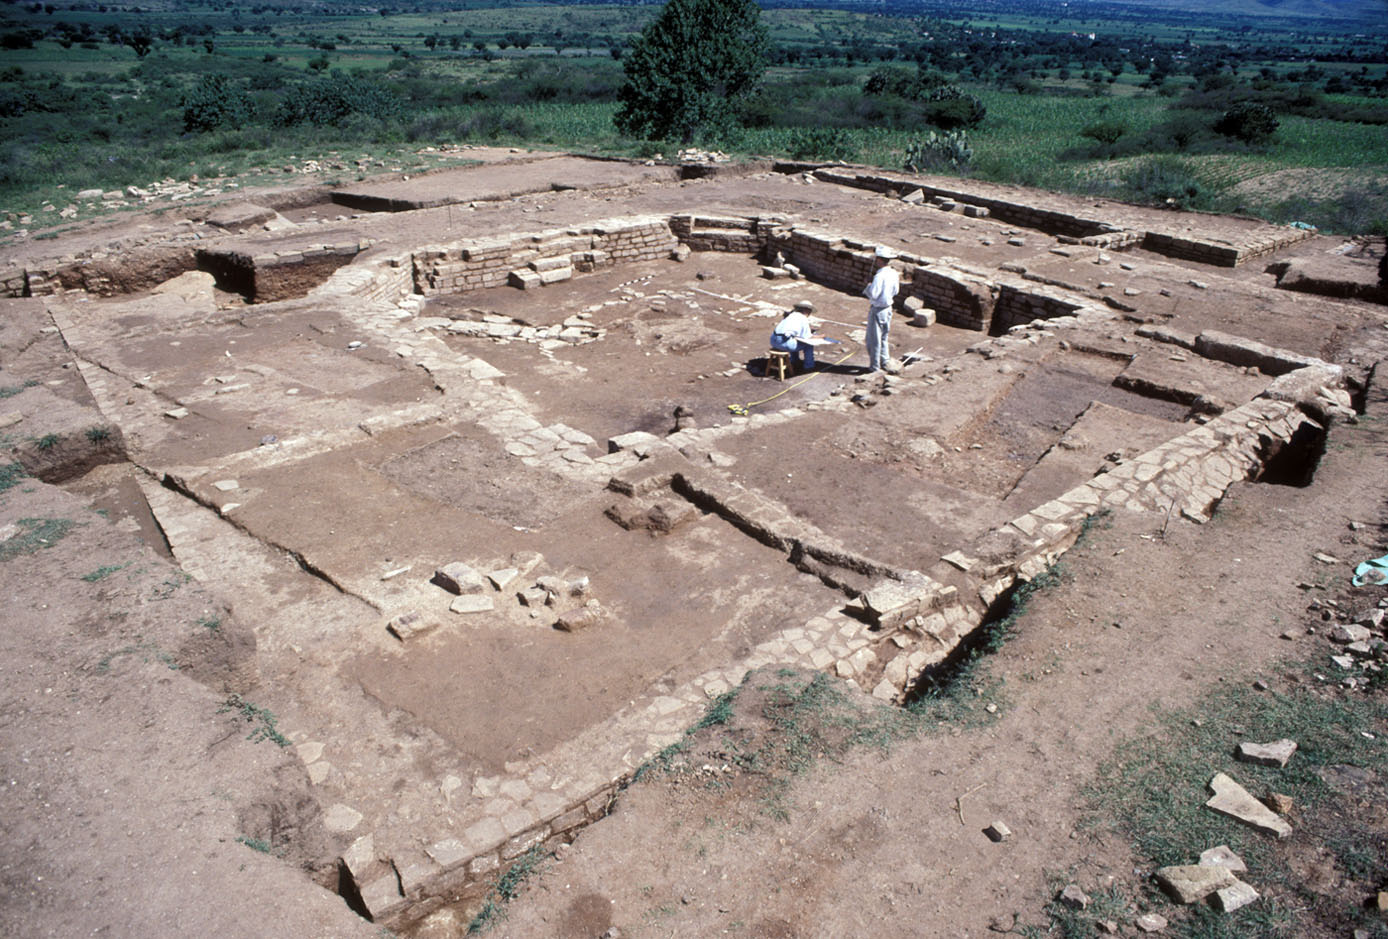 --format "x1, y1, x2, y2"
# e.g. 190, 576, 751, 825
412, 216, 677, 296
